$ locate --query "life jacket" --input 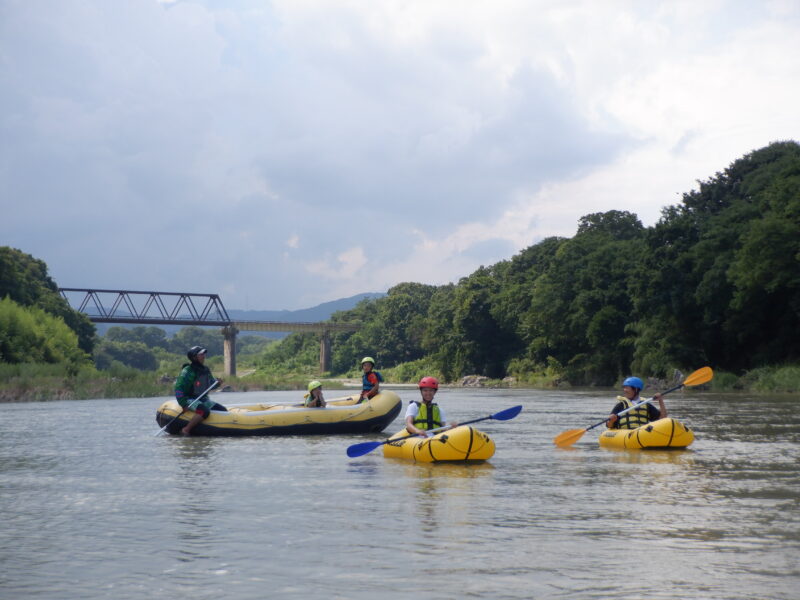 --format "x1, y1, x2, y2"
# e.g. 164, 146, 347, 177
361, 370, 383, 394
186, 362, 214, 399
412, 401, 442, 430
615, 396, 651, 429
